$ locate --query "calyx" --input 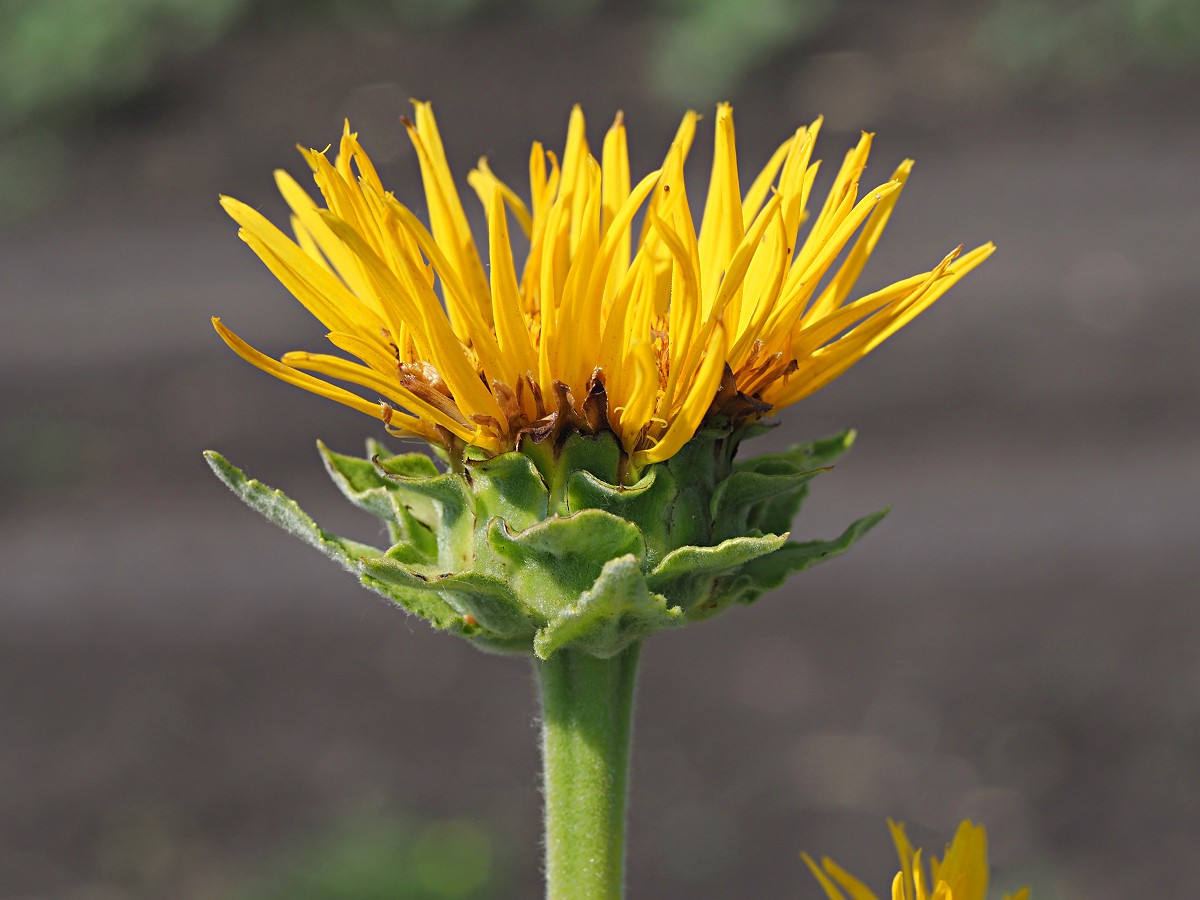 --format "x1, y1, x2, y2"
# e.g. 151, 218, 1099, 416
205, 427, 884, 659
